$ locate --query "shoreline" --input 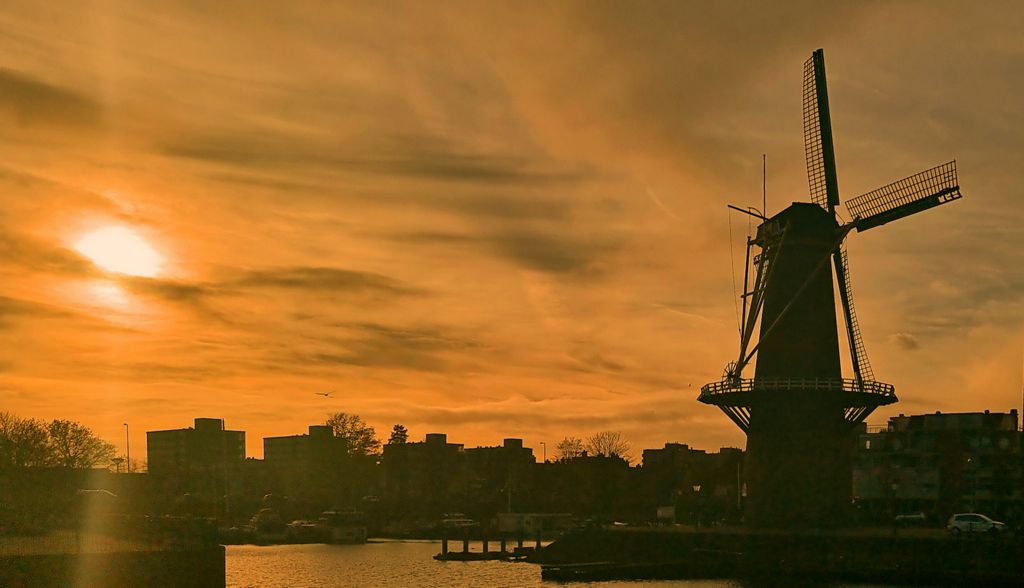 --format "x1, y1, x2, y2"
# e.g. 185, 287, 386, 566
534, 526, 1024, 584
